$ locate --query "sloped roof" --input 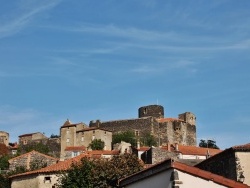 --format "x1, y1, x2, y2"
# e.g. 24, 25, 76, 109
161, 144, 222, 156
8, 150, 58, 163
9, 150, 120, 179
65, 146, 86, 151
9, 153, 90, 179
18, 132, 42, 138
118, 159, 249, 188
61, 119, 85, 128
232, 143, 250, 151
